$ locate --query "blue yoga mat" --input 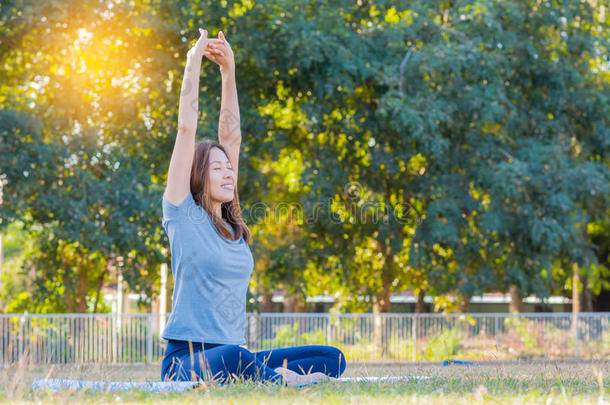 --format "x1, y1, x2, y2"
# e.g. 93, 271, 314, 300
31, 379, 201, 393
442, 360, 476, 366
31, 376, 431, 392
